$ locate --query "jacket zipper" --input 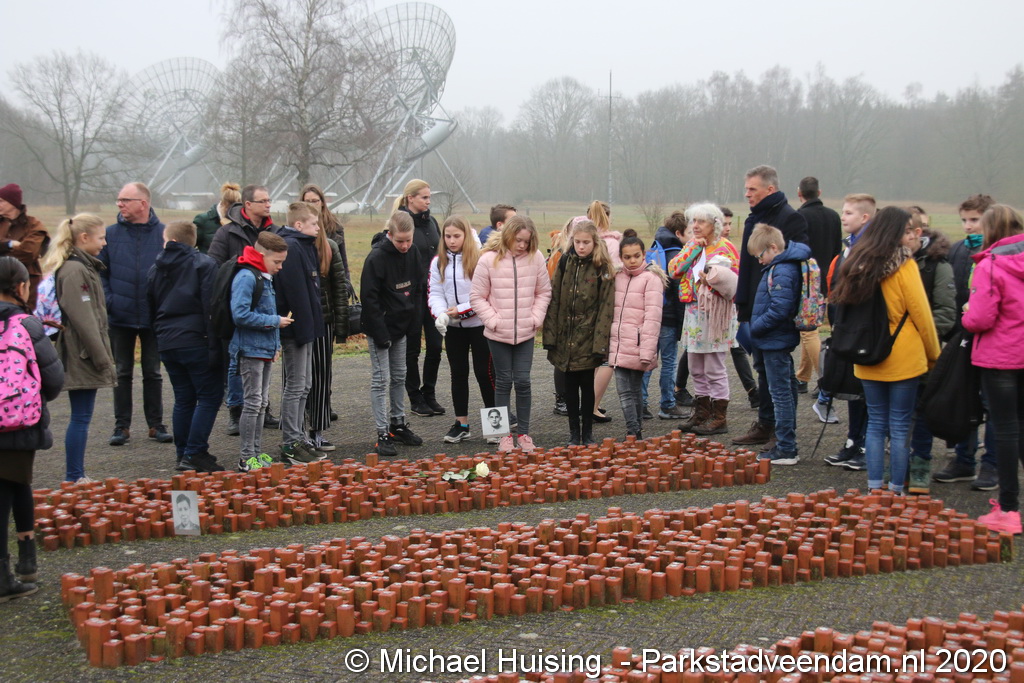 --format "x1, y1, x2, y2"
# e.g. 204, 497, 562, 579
450, 253, 460, 326
512, 256, 519, 345
568, 258, 580, 354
